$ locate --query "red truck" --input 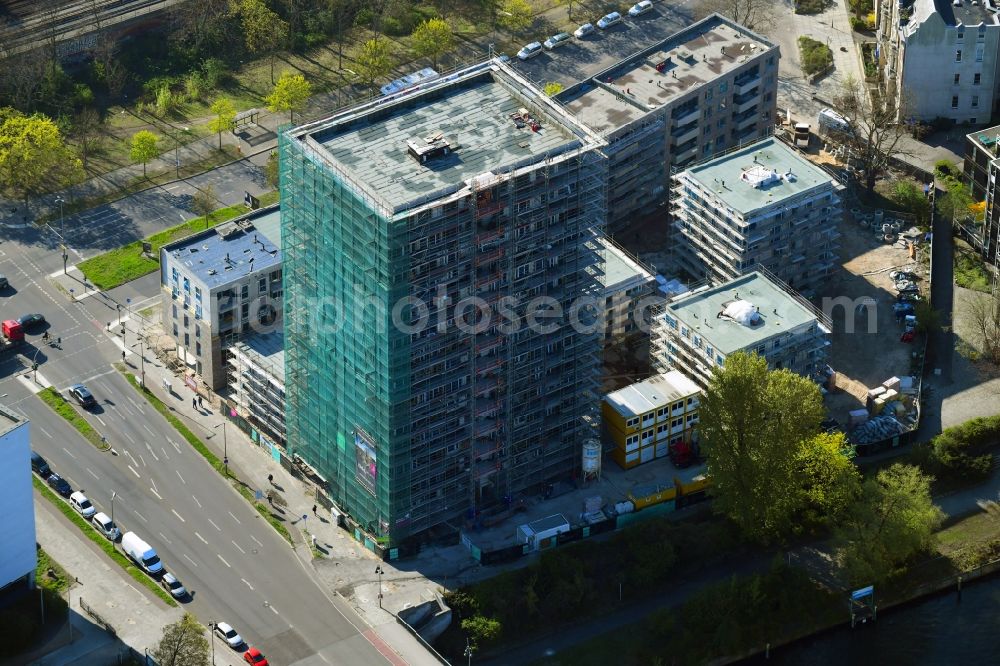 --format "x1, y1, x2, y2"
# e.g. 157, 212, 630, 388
1, 320, 24, 353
